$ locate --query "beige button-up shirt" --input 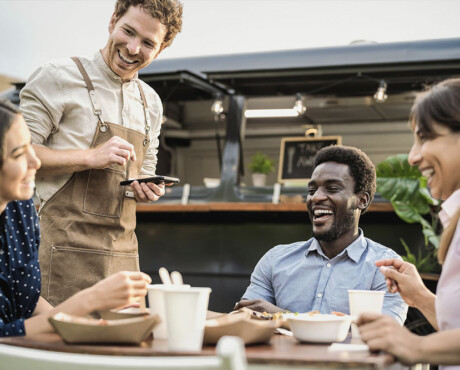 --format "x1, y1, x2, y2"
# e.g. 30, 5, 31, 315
20, 51, 162, 204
